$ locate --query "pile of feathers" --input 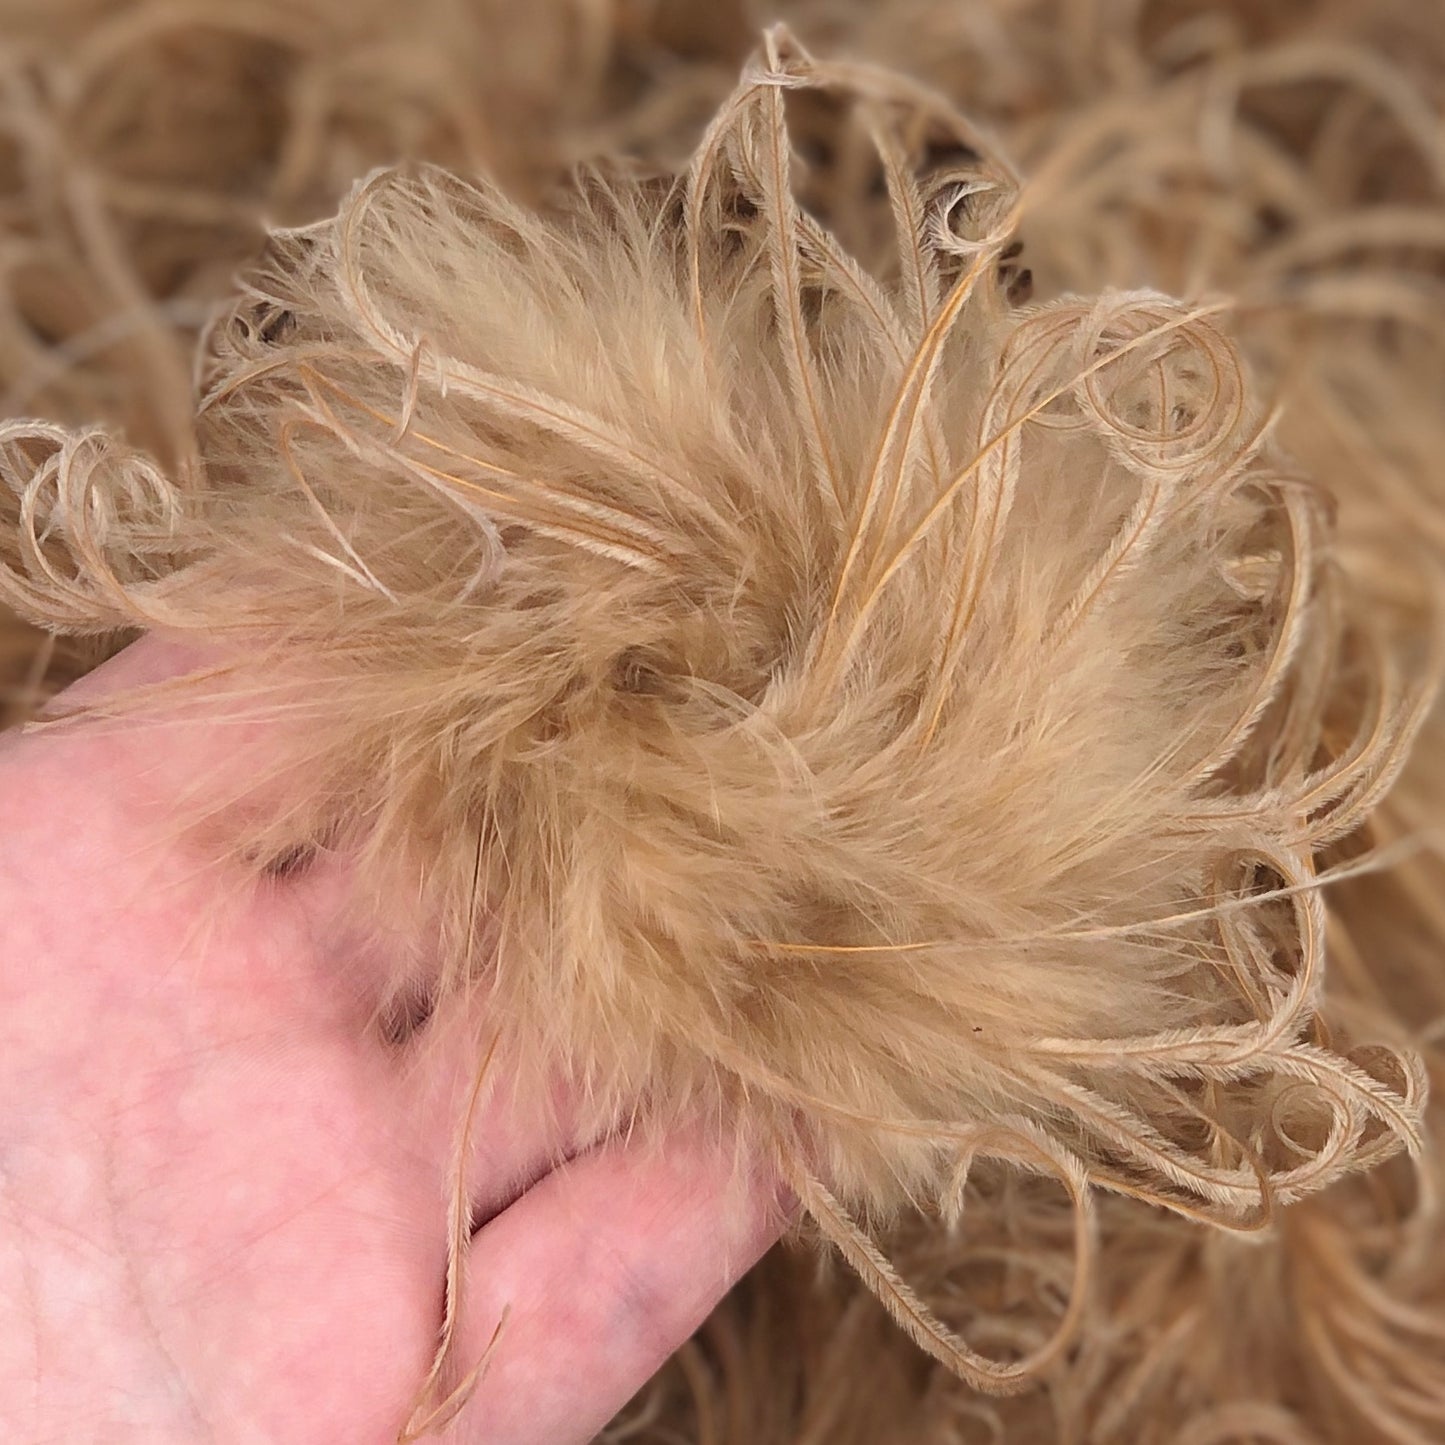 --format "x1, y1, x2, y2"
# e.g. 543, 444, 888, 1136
1, 1, 1443, 1440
